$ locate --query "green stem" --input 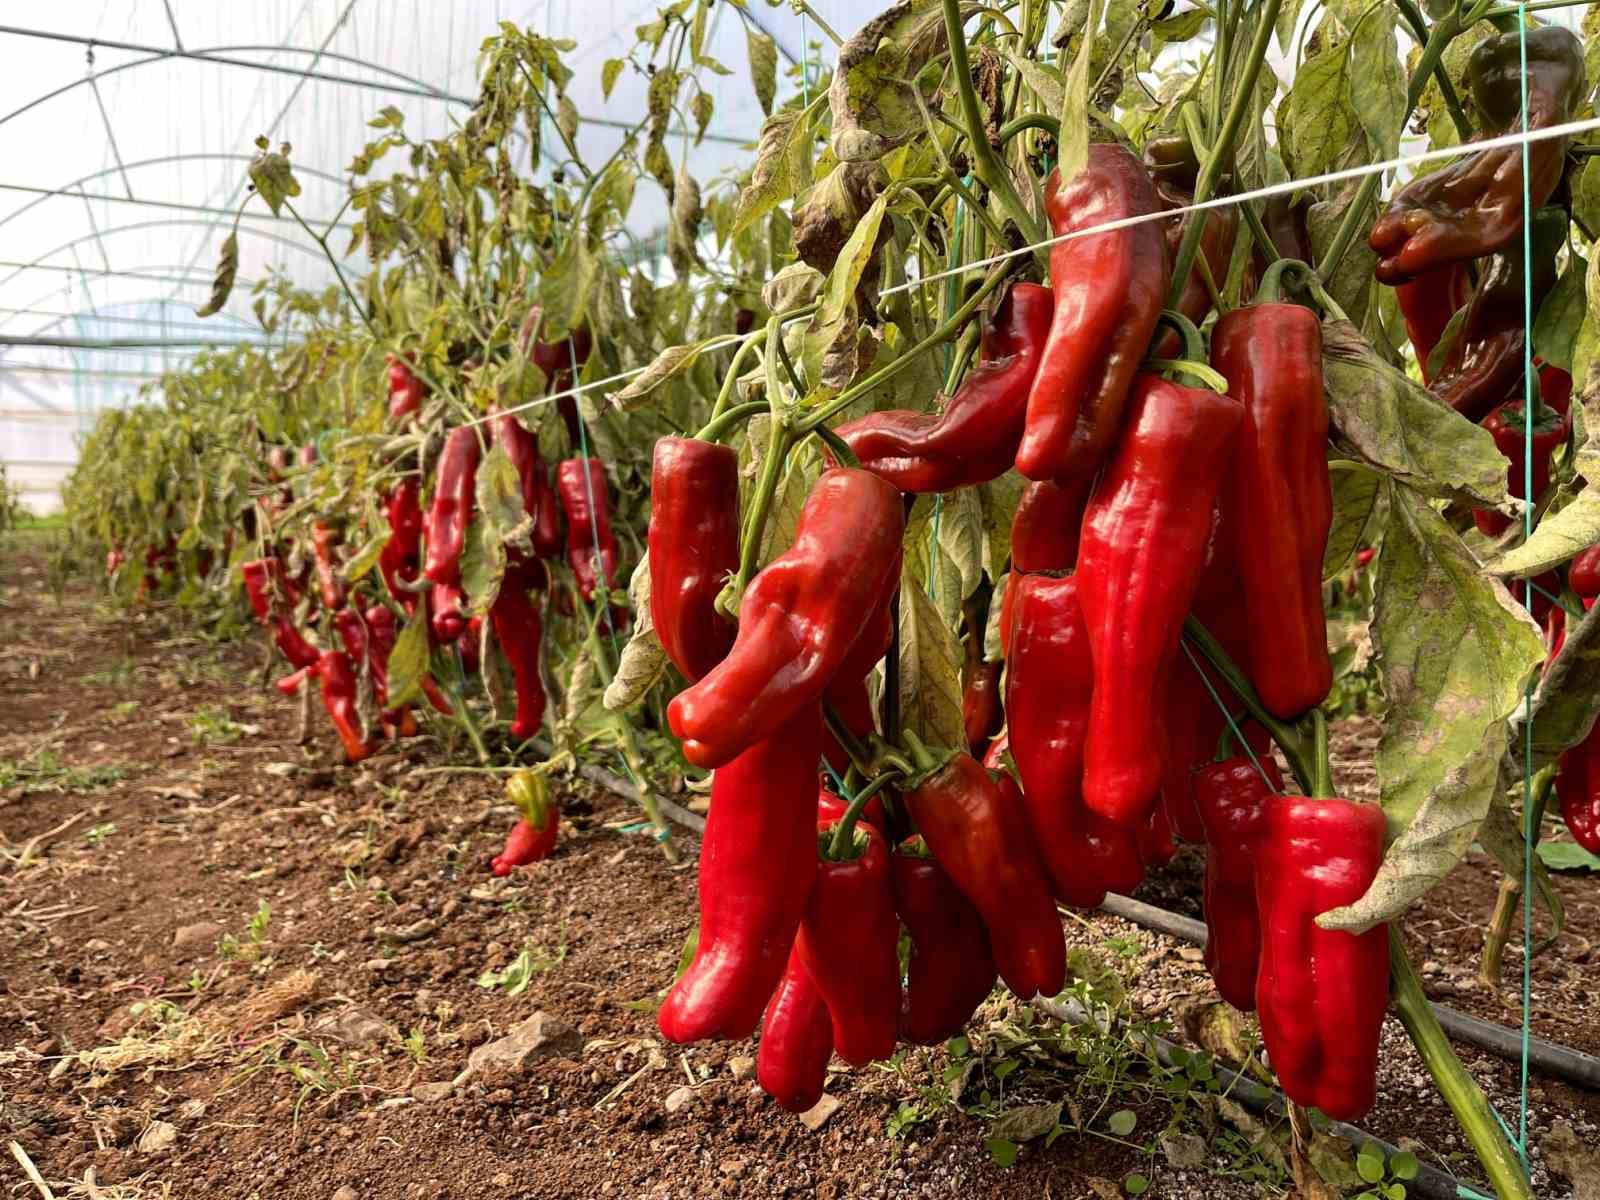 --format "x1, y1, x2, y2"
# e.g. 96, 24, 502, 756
1164, 0, 1282, 309
812, 422, 860, 467
998, 112, 1060, 143
734, 403, 792, 597
1310, 709, 1332, 797
1182, 615, 1312, 791
944, 323, 982, 393
709, 332, 765, 422
696, 400, 767, 443
802, 260, 1011, 431
1389, 929, 1535, 1200
827, 771, 902, 859
940, 0, 1046, 247
1392, 0, 1474, 141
